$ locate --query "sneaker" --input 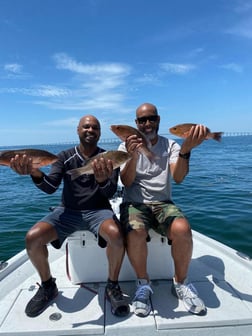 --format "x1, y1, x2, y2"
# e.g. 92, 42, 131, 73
172, 278, 206, 315
132, 280, 153, 317
105, 282, 130, 317
25, 278, 58, 317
